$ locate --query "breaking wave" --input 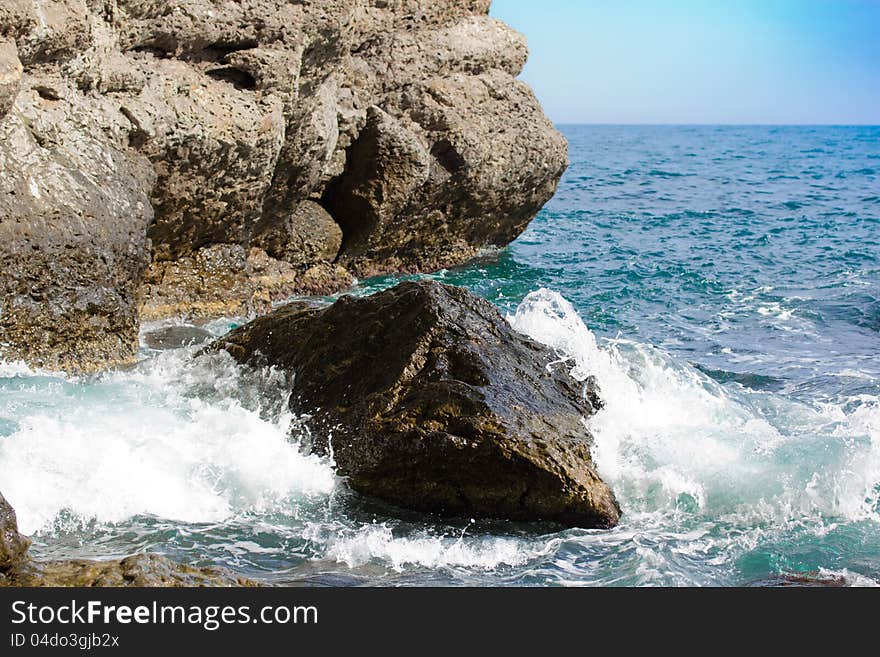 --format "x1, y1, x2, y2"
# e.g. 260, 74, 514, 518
509, 289, 880, 527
